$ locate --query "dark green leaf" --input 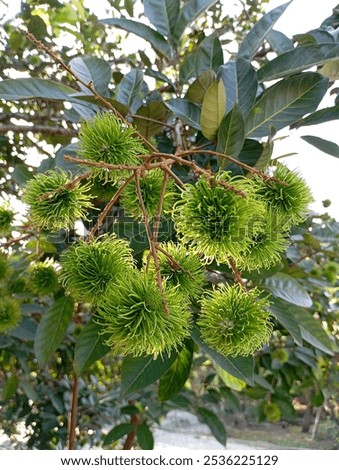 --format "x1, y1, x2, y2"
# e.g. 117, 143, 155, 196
179, 53, 196, 83
26, 238, 57, 254
27, 16, 48, 40
34, 297, 74, 368
172, 0, 219, 44
301, 135, 339, 158
191, 327, 254, 385
158, 341, 194, 401
145, 68, 176, 89
100, 18, 173, 58
267, 30, 294, 54
0, 78, 77, 101
69, 56, 112, 97
225, 139, 263, 175
165, 98, 201, 129
195, 33, 223, 76
185, 70, 216, 103
74, 321, 111, 375
292, 307, 333, 355
10, 318, 37, 341
245, 73, 329, 138
143, 0, 180, 37
294, 29, 335, 46
218, 59, 258, 118
120, 352, 178, 397
258, 44, 339, 82
217, 103, 244, 160
136, 424, 154, 450
11, 164, 34, 185
200, 80, 226, 140
291, 105, 339, 128
198, 407, 227, 446
2, 375, 18, 401
237, 2, 292, 60
265, 273, 312, 308
103, 423, 134, 446
269, 298, 302, 344
117, 69, 146, 113
133, 101, 169, 139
